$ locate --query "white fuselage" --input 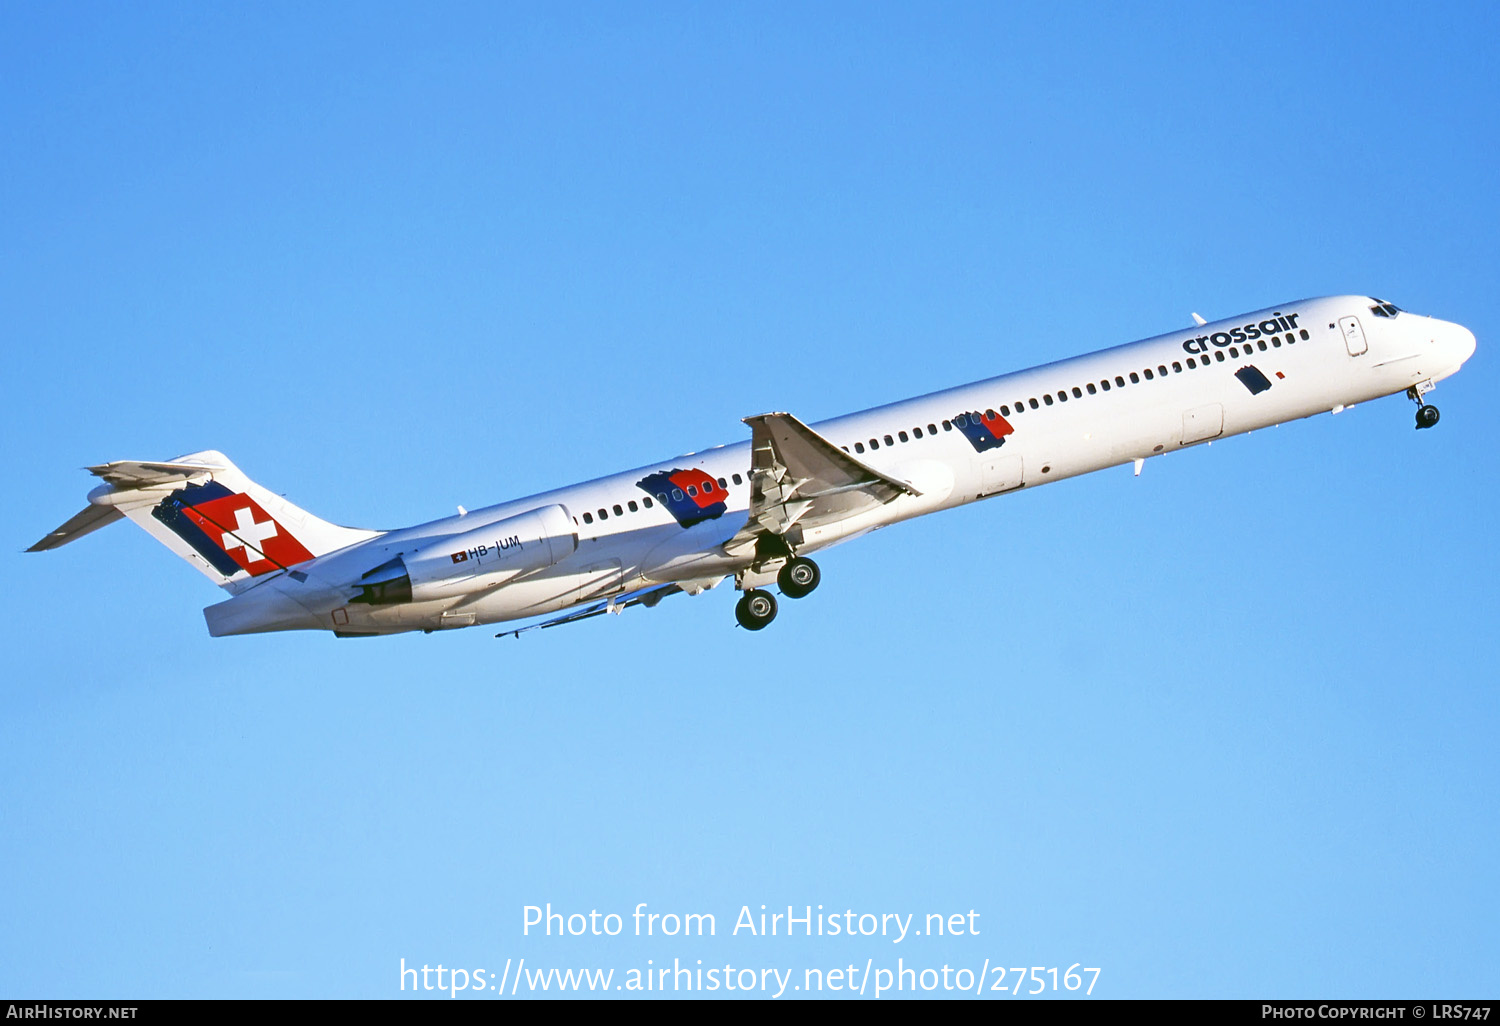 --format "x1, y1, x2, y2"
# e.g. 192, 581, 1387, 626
203, 296, 1476, 636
